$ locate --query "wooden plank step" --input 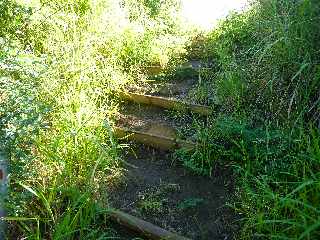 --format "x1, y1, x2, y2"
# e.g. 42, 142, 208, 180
118, 91, 212, 116
108, 210, 191, 240
114, 127, 195, 151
